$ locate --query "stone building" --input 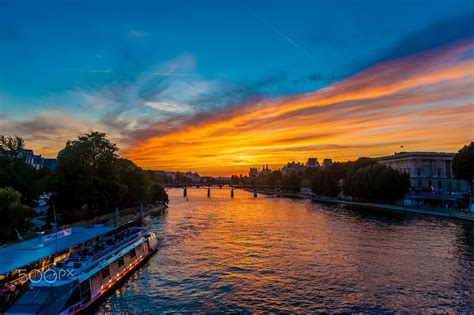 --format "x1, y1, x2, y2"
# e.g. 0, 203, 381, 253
305, 158, 320, 168
377, 152, 469, 193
